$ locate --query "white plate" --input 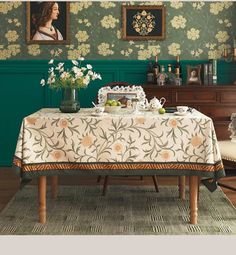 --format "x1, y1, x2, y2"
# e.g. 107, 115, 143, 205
91, 112, 108, 117
174, 111, 189, 116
